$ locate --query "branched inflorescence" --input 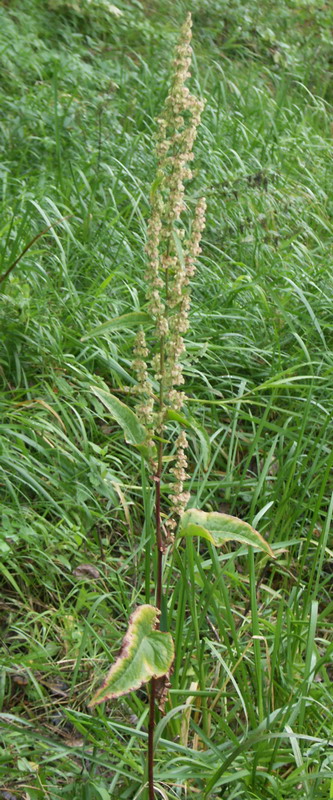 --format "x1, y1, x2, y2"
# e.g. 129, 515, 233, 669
133, 12, 206, 533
